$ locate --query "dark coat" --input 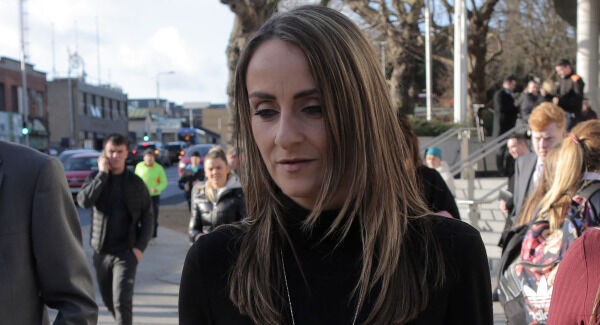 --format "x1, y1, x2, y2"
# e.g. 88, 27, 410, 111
557, 73, 585, 113
498, 152, 537, 248
418, 165, 461, 219
493, 88, 518, 137
0, 141, 97, 324
178, 166, 204, 200
516, 92, 540, 122
78, 169, 154, 253
189, 177, 245, 241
